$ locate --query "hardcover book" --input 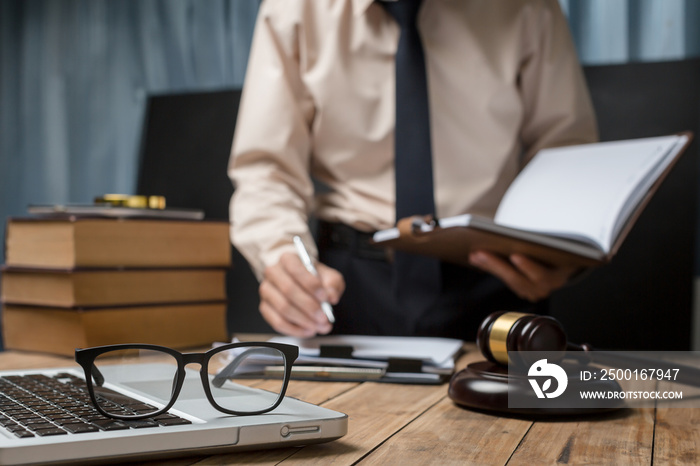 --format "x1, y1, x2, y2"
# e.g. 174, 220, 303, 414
2, 302, 228, 356
1, 266, 226, 308
4, 217, 231, 268
373, 133, 692, 267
